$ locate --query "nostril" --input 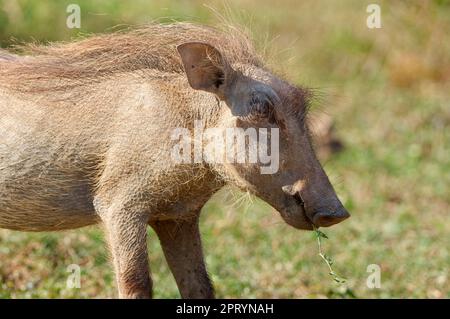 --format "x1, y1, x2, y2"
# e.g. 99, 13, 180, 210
312, 208, 350, 227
